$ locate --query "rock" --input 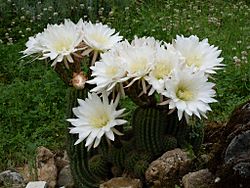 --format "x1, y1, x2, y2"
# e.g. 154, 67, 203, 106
182, 169, 215, 188
205, 100, 250, 188
145, 148, 192, 187
215, 129, 250, 187
55, 151, 69, 173
57, 165, 74, 188
36, 146, 57, 188
224, 99, 250, 137
224, 130, 250, 167
25, 181, 48, 188
232, 162, 250, 178
0, 170, 24, 187
100, 177, 142, 188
